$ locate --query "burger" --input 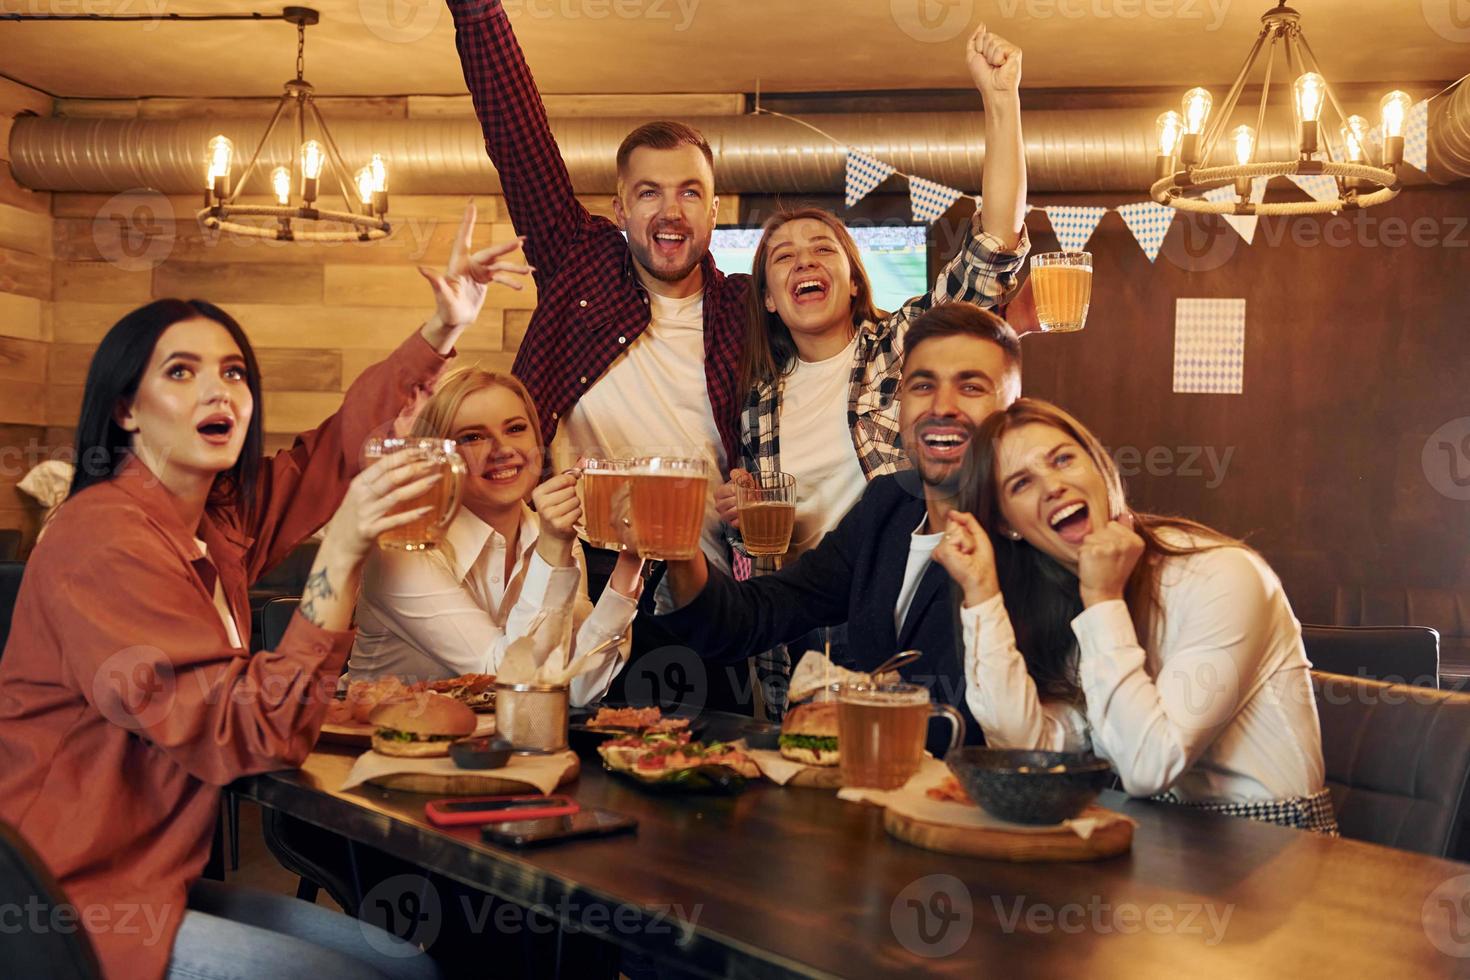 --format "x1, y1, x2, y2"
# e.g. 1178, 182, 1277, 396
778, 701, 840, 767
369, 694, 476, 758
